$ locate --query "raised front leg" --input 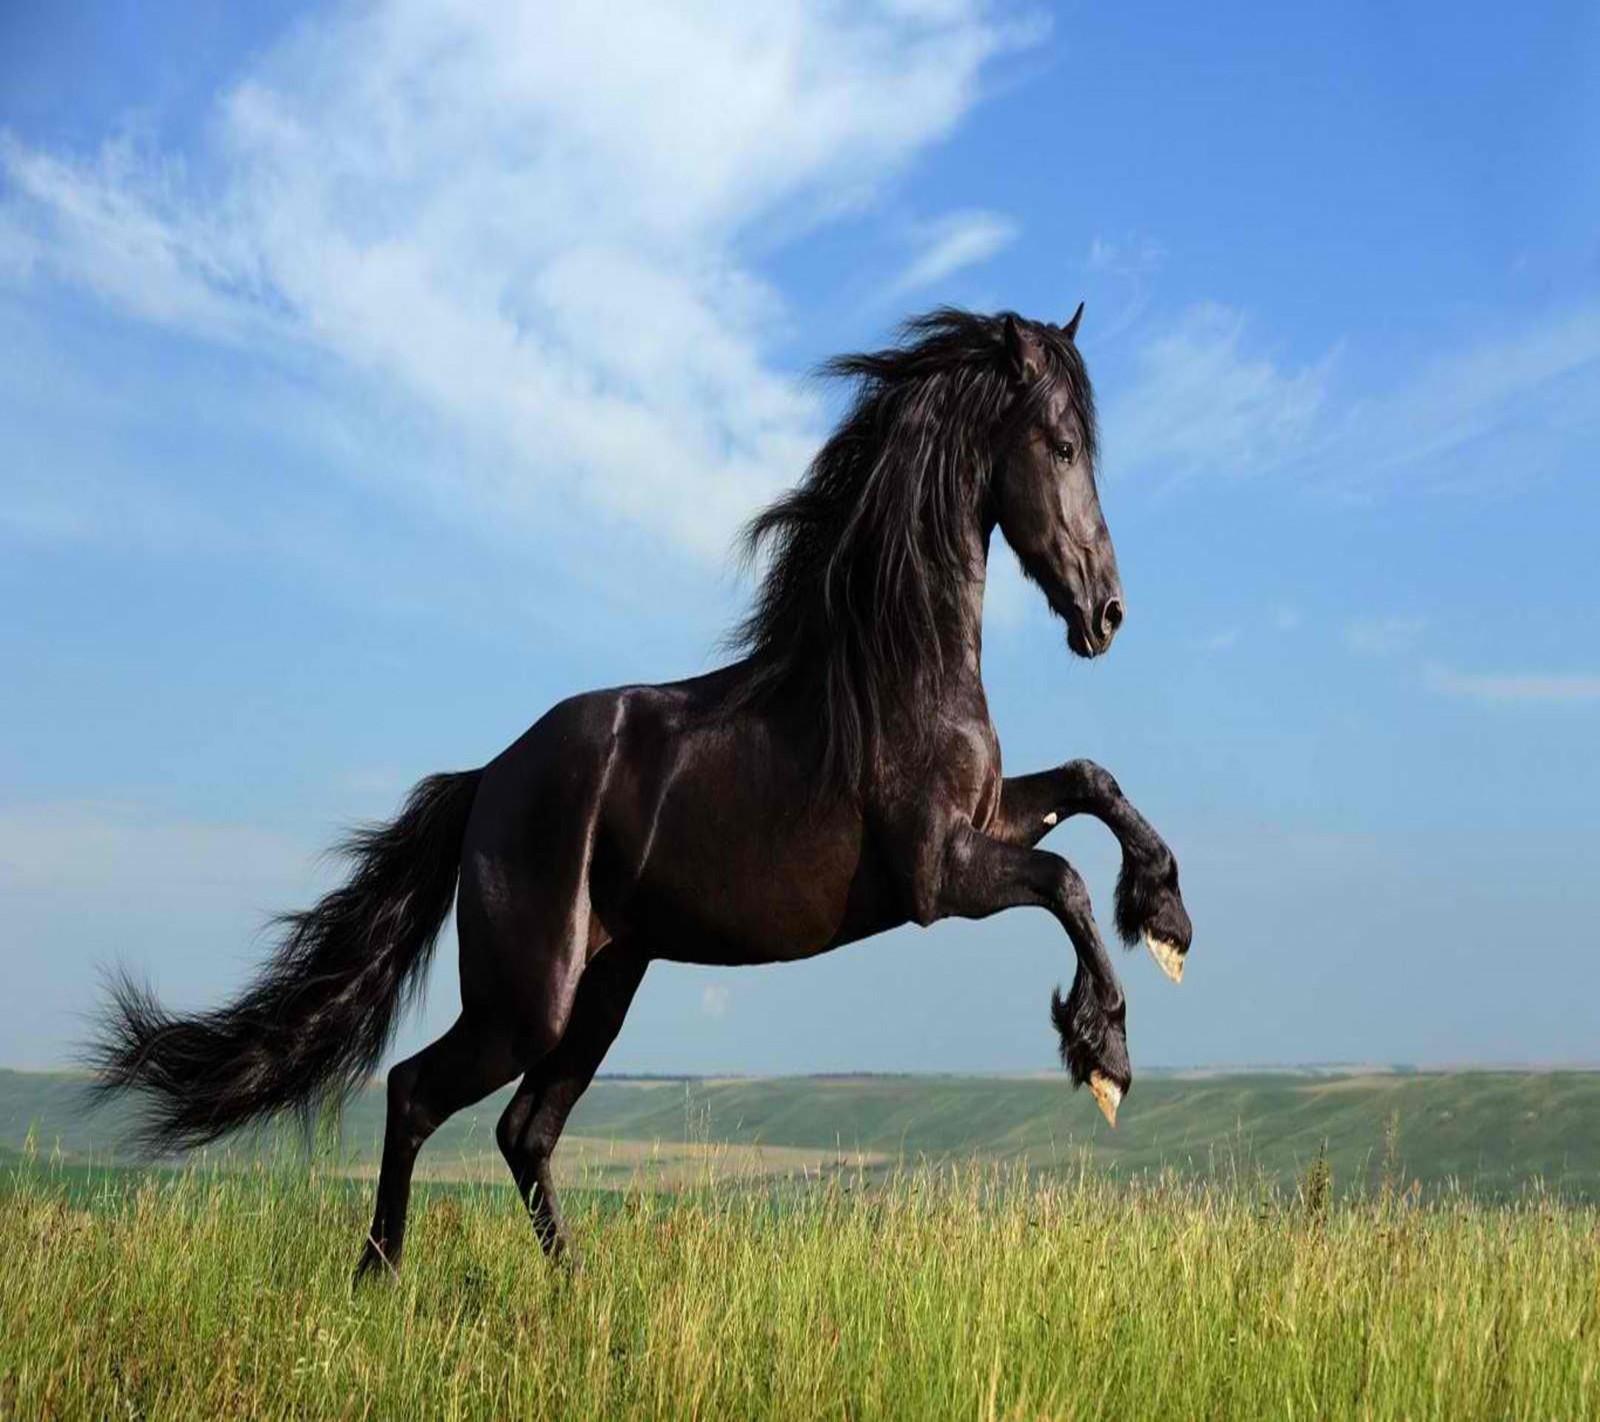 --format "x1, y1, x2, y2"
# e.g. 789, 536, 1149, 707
909, 819, 1132, 1124
993, 760, 1193, 984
